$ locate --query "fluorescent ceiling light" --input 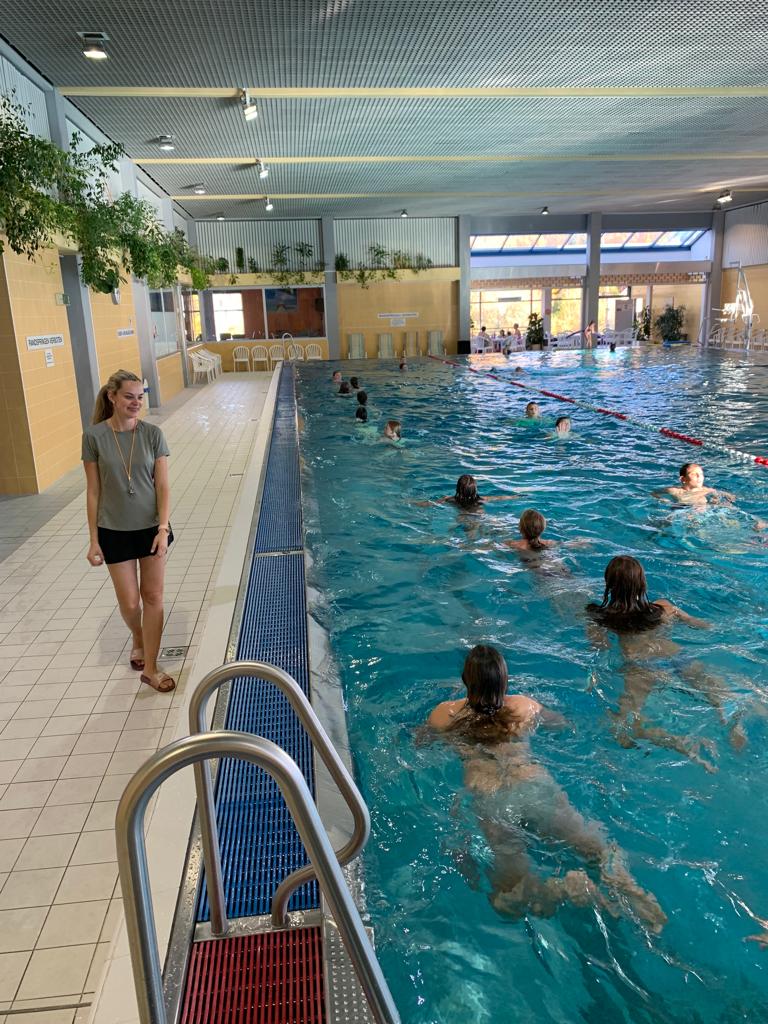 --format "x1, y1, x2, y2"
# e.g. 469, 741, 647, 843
80, 32, 108, 60
192, 184, 206, 194
157, 135, 175, 151
240, 88, 258, 121
716, 189, 733, 204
